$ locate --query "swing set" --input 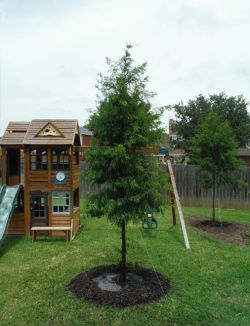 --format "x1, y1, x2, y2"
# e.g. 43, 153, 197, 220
140, 147, 190, 249
142, 208, 158, 229
78, 145, 190, 249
